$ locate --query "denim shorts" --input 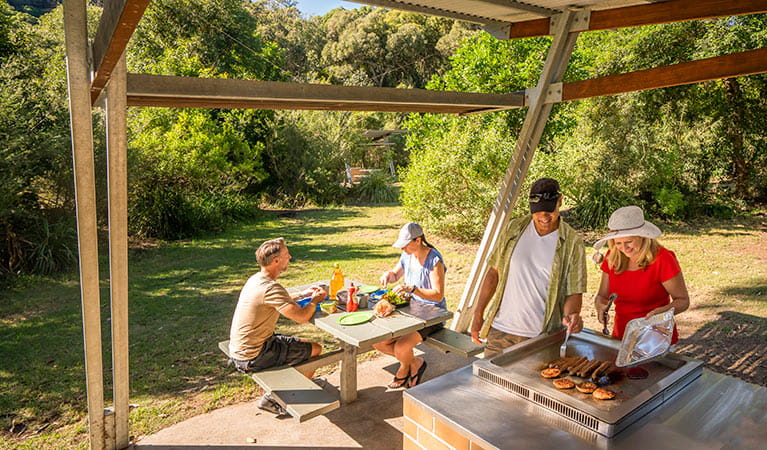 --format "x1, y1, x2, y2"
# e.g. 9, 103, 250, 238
232, 334, 312, 373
